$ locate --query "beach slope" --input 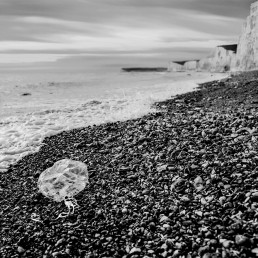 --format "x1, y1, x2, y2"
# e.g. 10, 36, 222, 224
1, 71, 258, 257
